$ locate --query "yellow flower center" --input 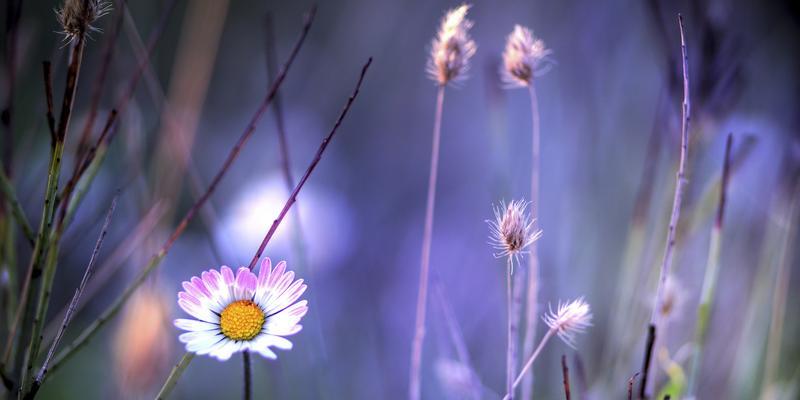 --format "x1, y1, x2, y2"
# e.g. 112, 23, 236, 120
219, 300, 265, 341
